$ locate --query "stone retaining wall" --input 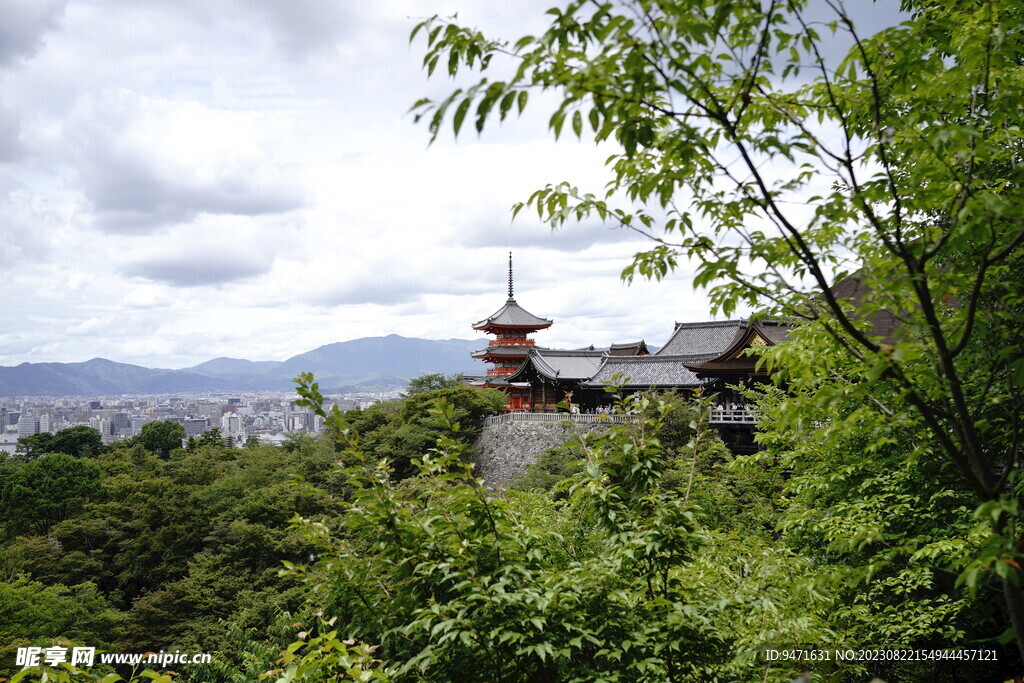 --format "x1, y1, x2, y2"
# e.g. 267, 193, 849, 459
471, 420, 610, 486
